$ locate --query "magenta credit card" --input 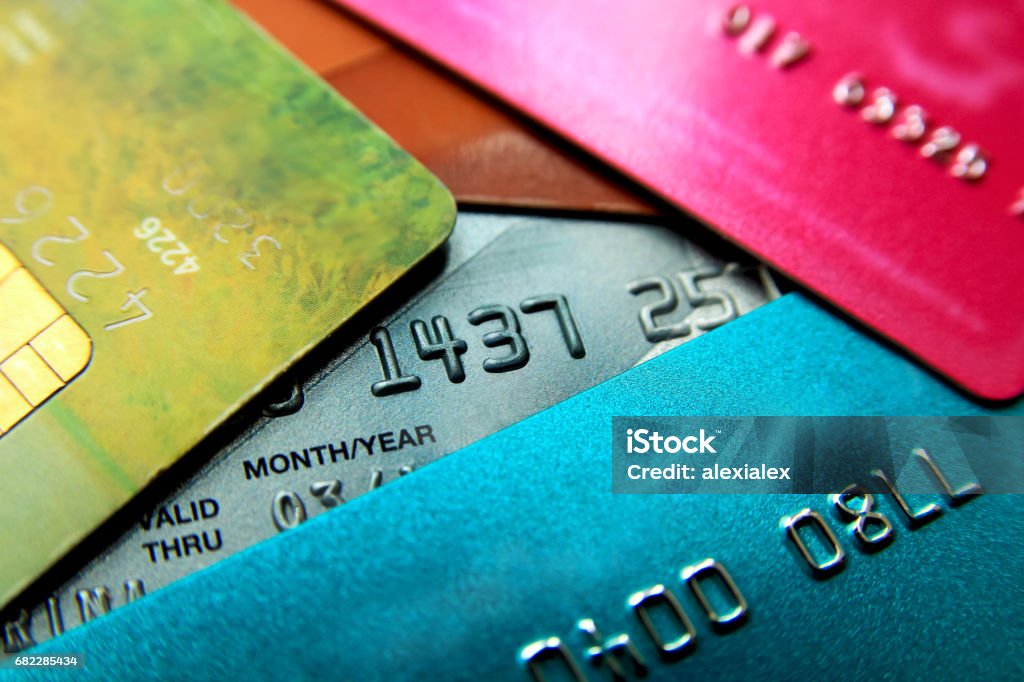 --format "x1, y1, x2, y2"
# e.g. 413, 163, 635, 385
335, 0, 1024, 399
